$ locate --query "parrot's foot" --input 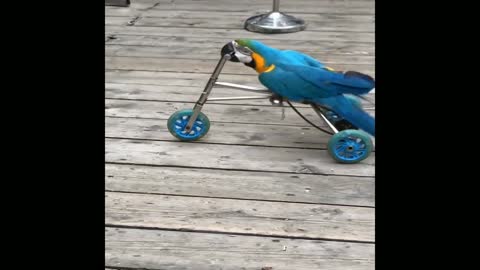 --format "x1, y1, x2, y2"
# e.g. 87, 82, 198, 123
269, 94, 284, 106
